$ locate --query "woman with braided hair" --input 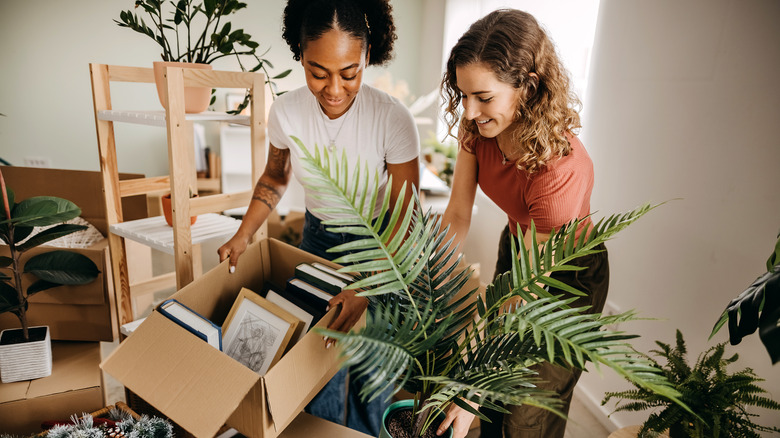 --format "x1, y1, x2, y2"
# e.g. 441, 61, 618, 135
218, 0, 419, 434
